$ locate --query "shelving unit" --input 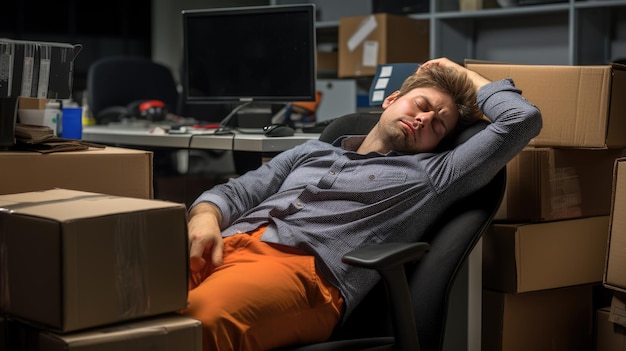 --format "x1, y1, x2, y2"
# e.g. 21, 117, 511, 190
315, 0, 626, 69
